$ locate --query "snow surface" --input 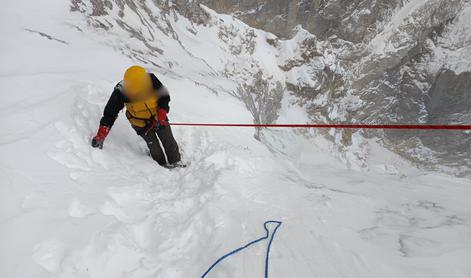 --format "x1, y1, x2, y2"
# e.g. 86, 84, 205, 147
1, 1, 471, 278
